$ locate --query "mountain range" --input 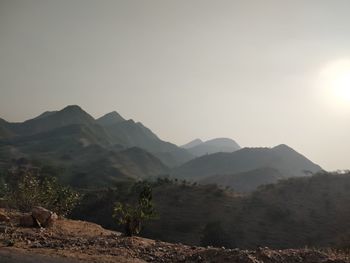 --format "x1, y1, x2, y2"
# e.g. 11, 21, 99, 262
0, 105, 182, 186
172, 144, 322, 191
0, 105, 323, 190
